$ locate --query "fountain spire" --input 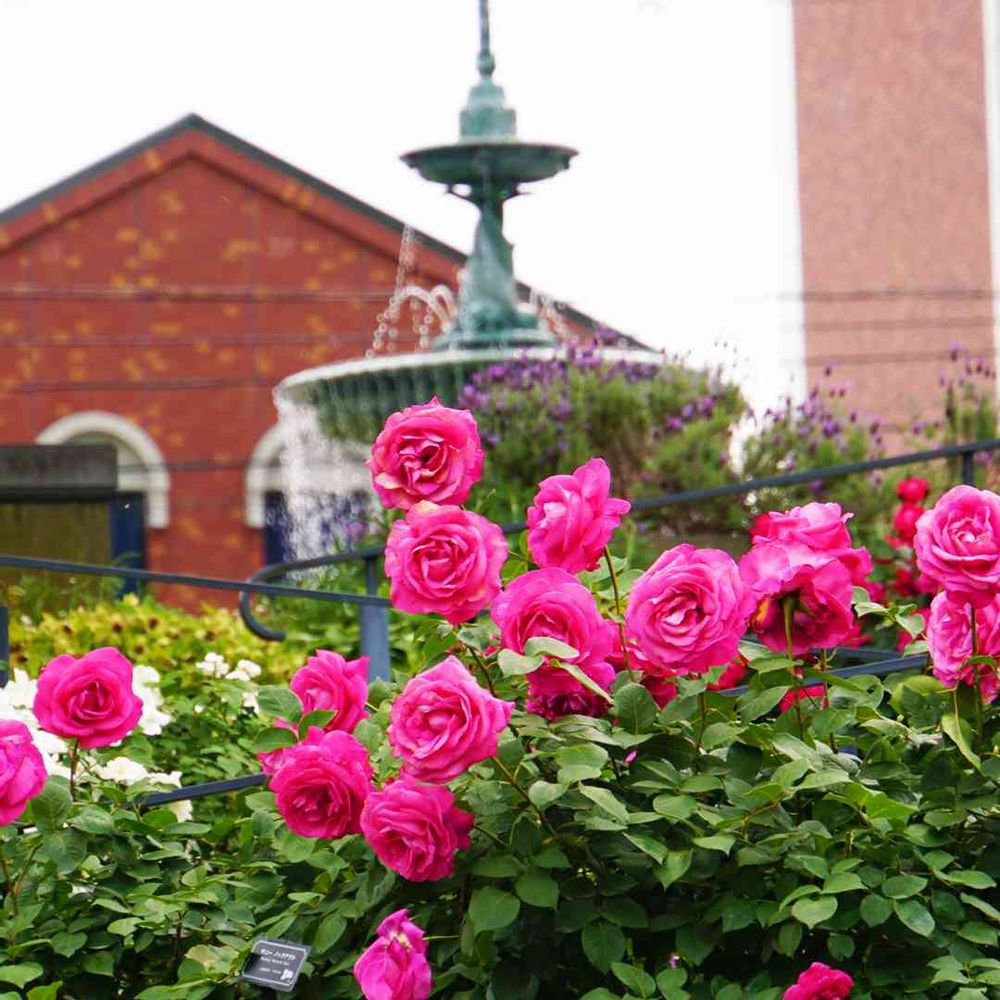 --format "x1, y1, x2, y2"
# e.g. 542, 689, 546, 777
402, 0, 576, 350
